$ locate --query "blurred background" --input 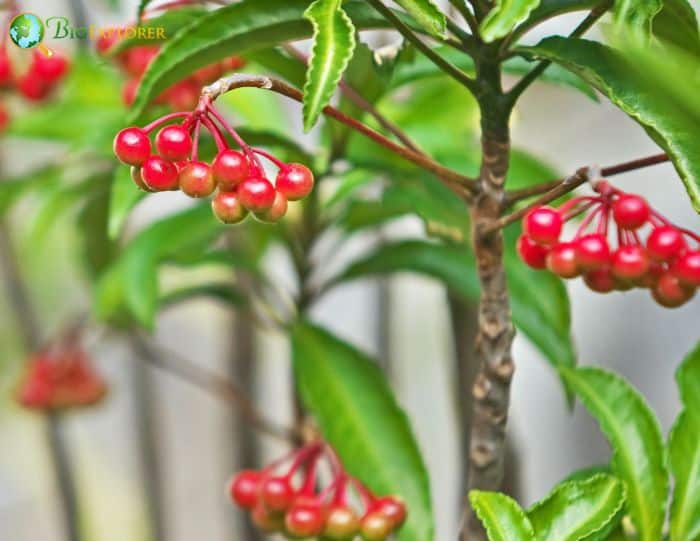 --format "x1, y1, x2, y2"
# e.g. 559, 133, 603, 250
0, 0, 698, 540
